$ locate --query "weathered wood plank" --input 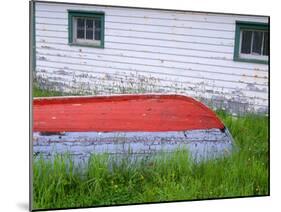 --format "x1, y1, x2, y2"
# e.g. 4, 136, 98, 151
36, 2, 268, 24
36, 13, 236, 31
36, 36, 234, 60
36, 33, 234, 53
36, 27, 235, 46
36, 52, 268, 83
35, 68, 268, 103
36, 47, 268, 78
